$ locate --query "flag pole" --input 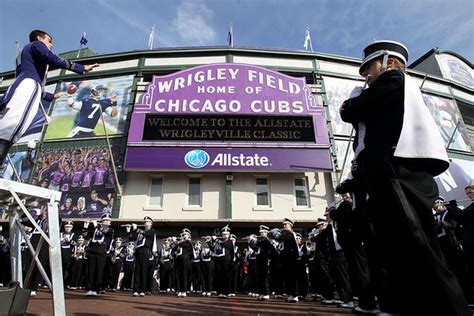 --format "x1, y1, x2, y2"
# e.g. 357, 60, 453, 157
228, 21, 234, 47
98, 105, 123, 196
76, 32, 87, 58
76, 43, 83, 59
445, 120, 461, 150
148, 23, 155, 50
338, 128, 354, 184
303, 26, 313, 52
